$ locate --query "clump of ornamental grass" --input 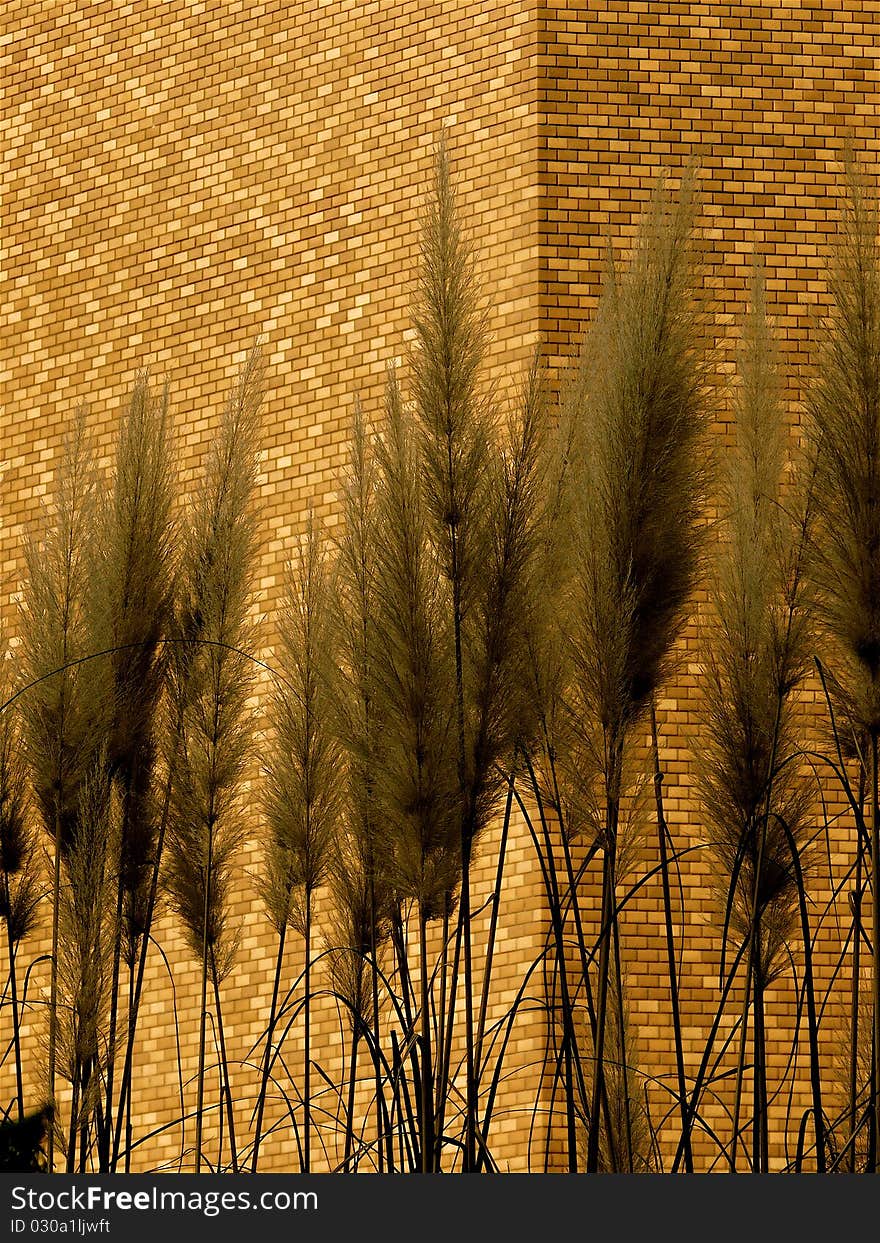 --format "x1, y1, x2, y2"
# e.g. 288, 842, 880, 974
525, 357, 584, 804
18, 412, 111, 1170
700, 267, 815, 1171
563, 174, 711, 1172
89, 372, 175, 1169
804, 157, 880, 1171
0, 647, 41, 1124
164, 344, 264, 1174
255, 512, 342, 1173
